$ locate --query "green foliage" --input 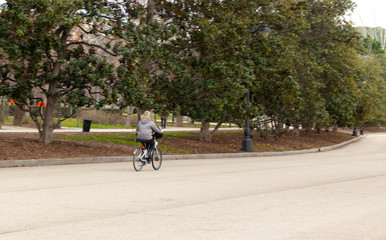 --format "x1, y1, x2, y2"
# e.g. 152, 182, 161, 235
0, 0, 126, 142
364, 36, 385, 55
358, 55, 386, 125
151, 0, 262, 127
2, 0, 384, 143
265, 0, 364, 132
